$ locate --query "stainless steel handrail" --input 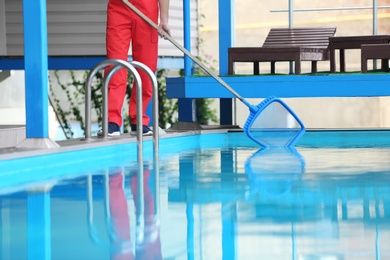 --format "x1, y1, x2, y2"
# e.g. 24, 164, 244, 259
84, 59, 160, 157
84, 59, 142, 142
